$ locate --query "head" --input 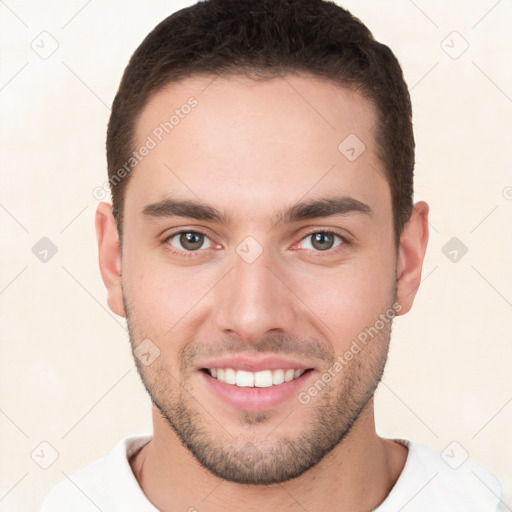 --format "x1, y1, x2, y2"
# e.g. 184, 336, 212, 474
97, 0, 428, 485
